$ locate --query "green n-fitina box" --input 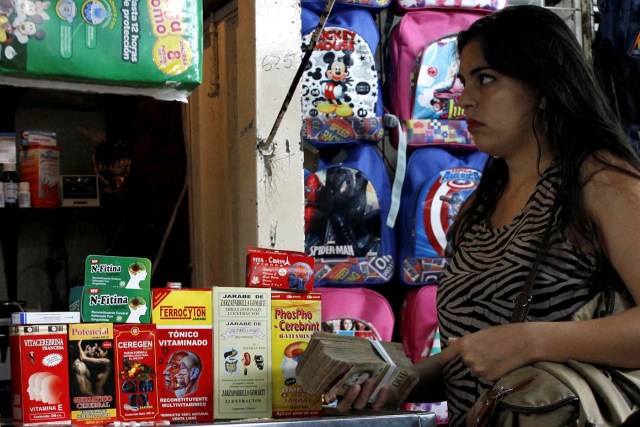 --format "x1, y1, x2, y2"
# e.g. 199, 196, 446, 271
69, 286, 151, 324
85, 255, 152, 289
